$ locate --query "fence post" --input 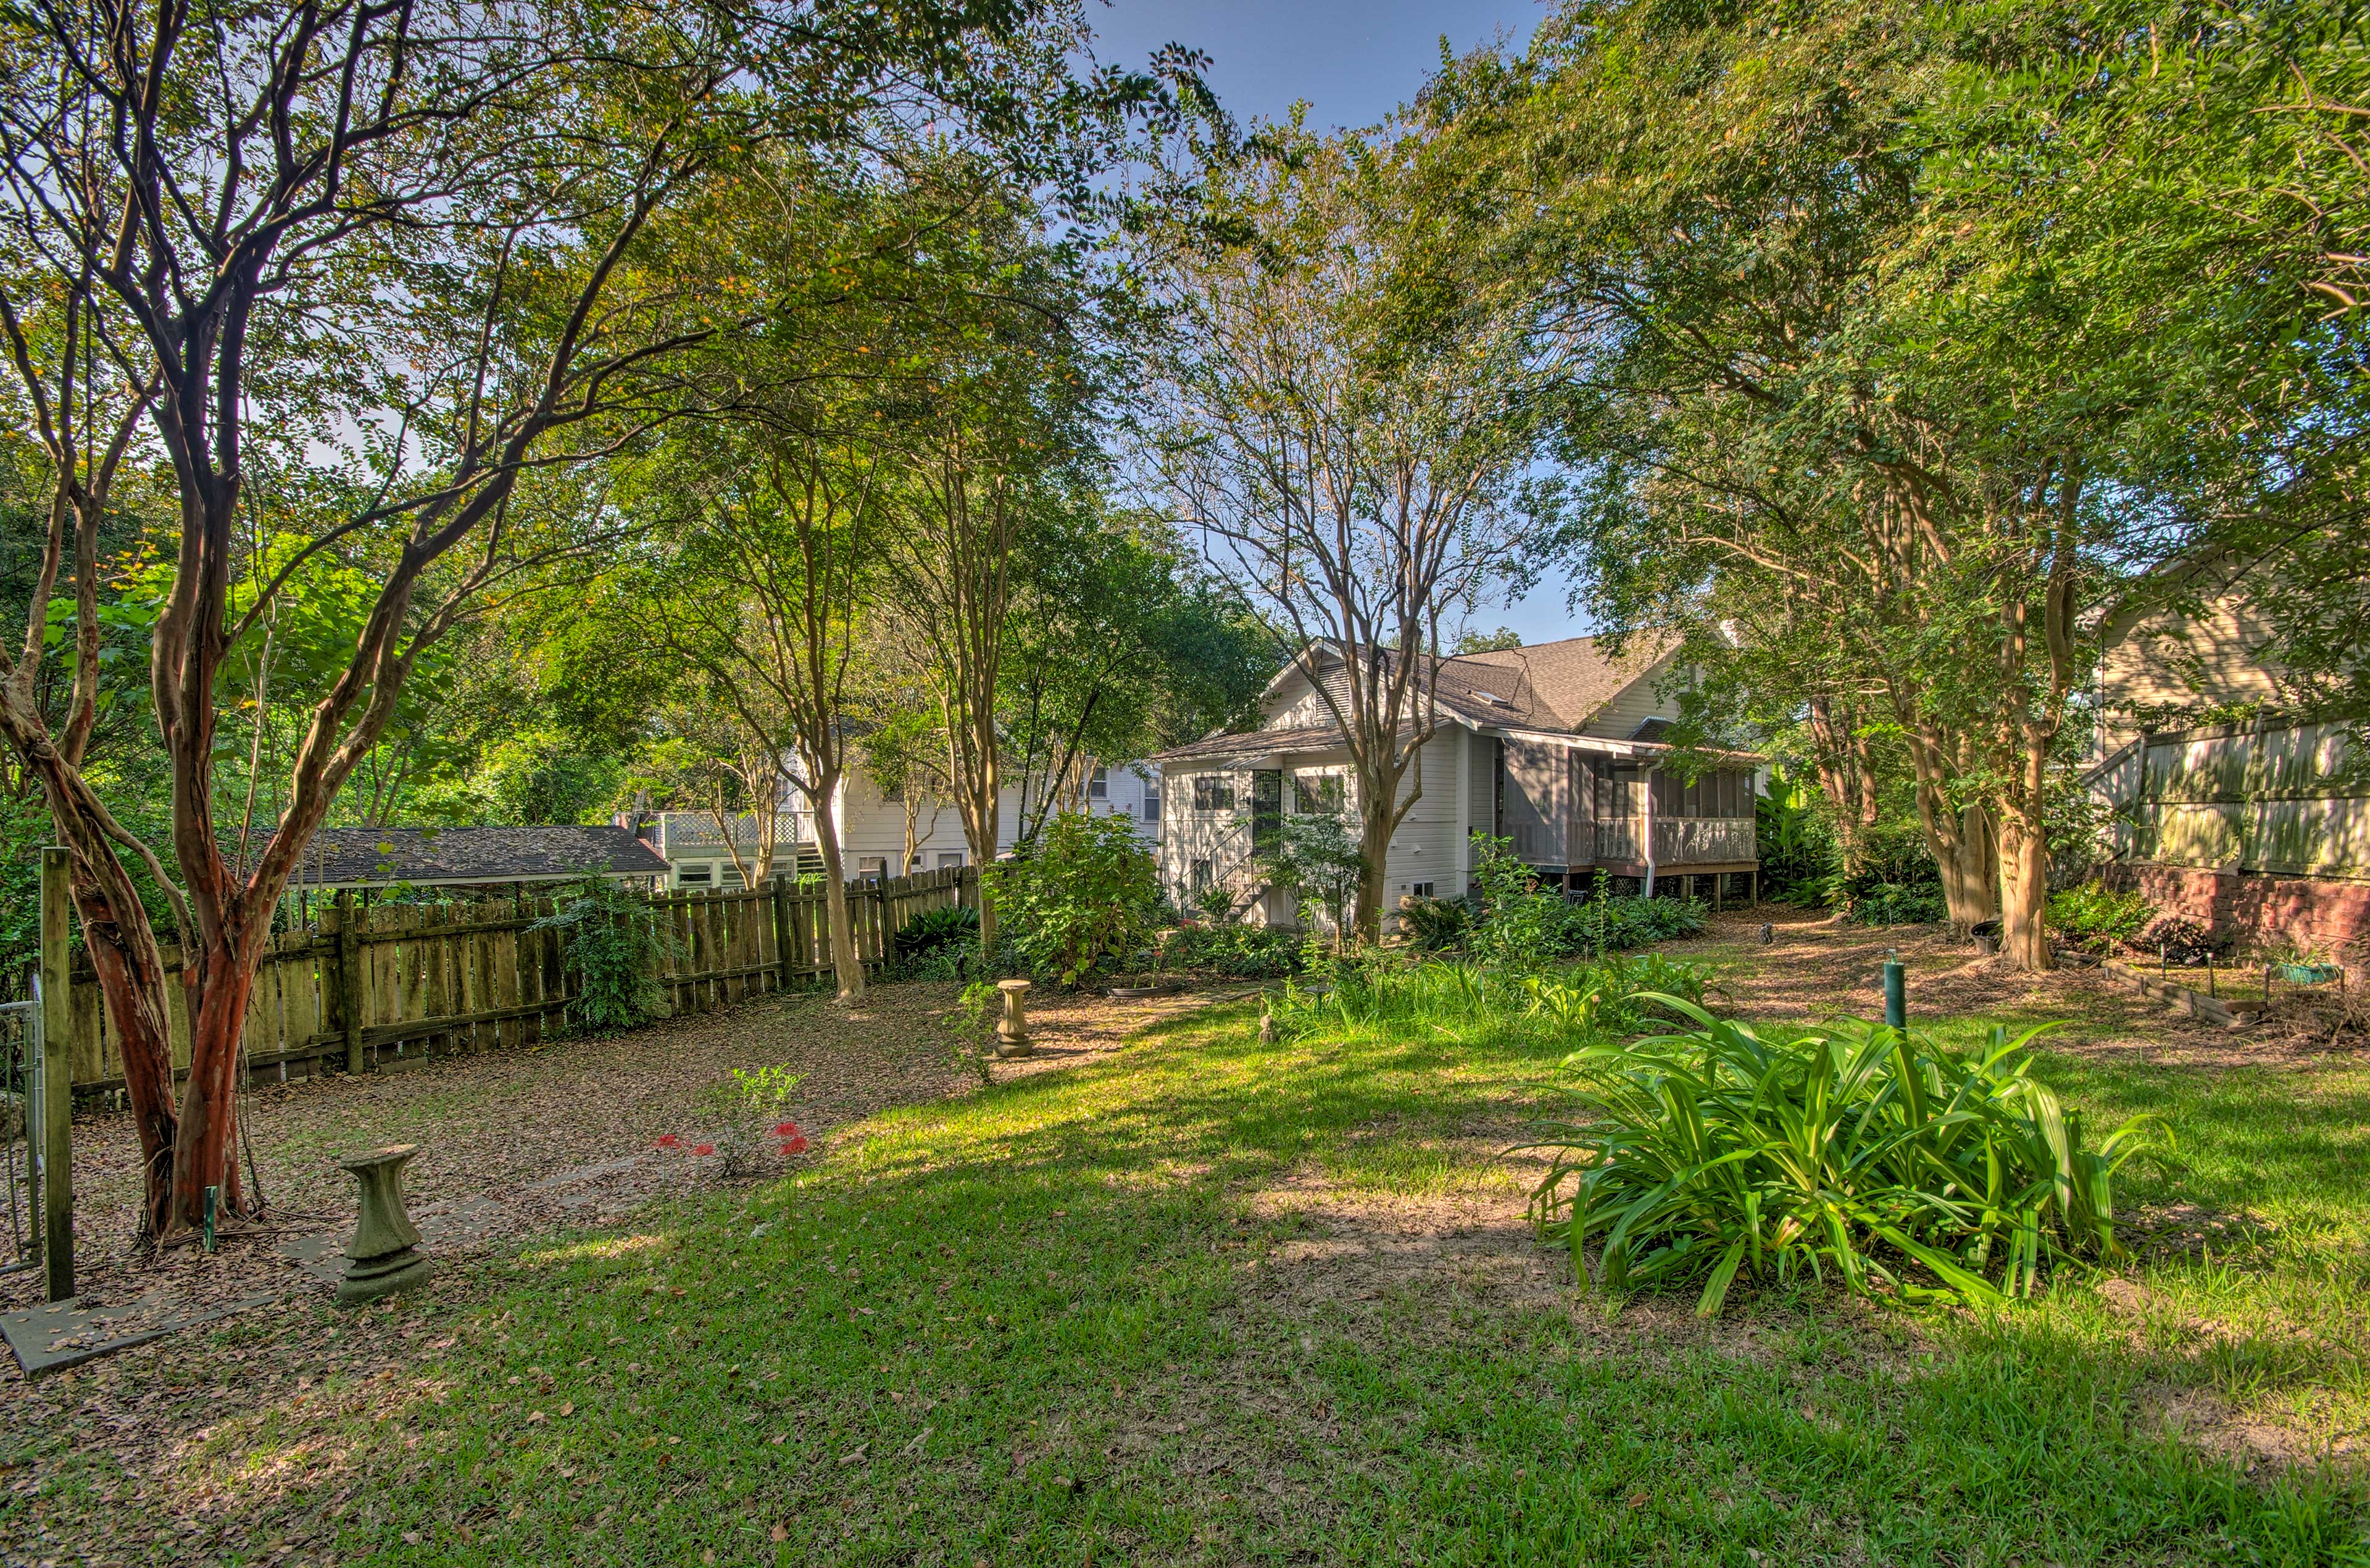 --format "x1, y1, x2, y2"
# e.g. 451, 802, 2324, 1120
328, 891, 365, 1074
770, 874, 795, 992
38, 845, 74, 1302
